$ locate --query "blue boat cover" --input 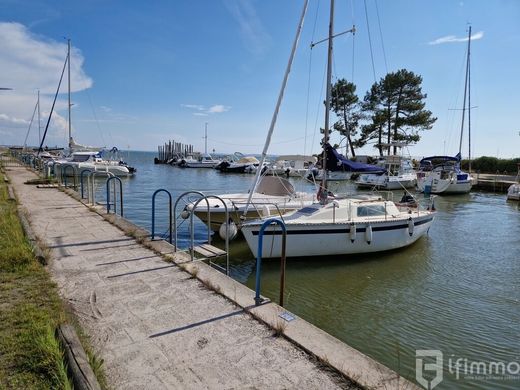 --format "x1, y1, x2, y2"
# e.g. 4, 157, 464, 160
420, 153, 461, 164
324, 144, 386, 173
